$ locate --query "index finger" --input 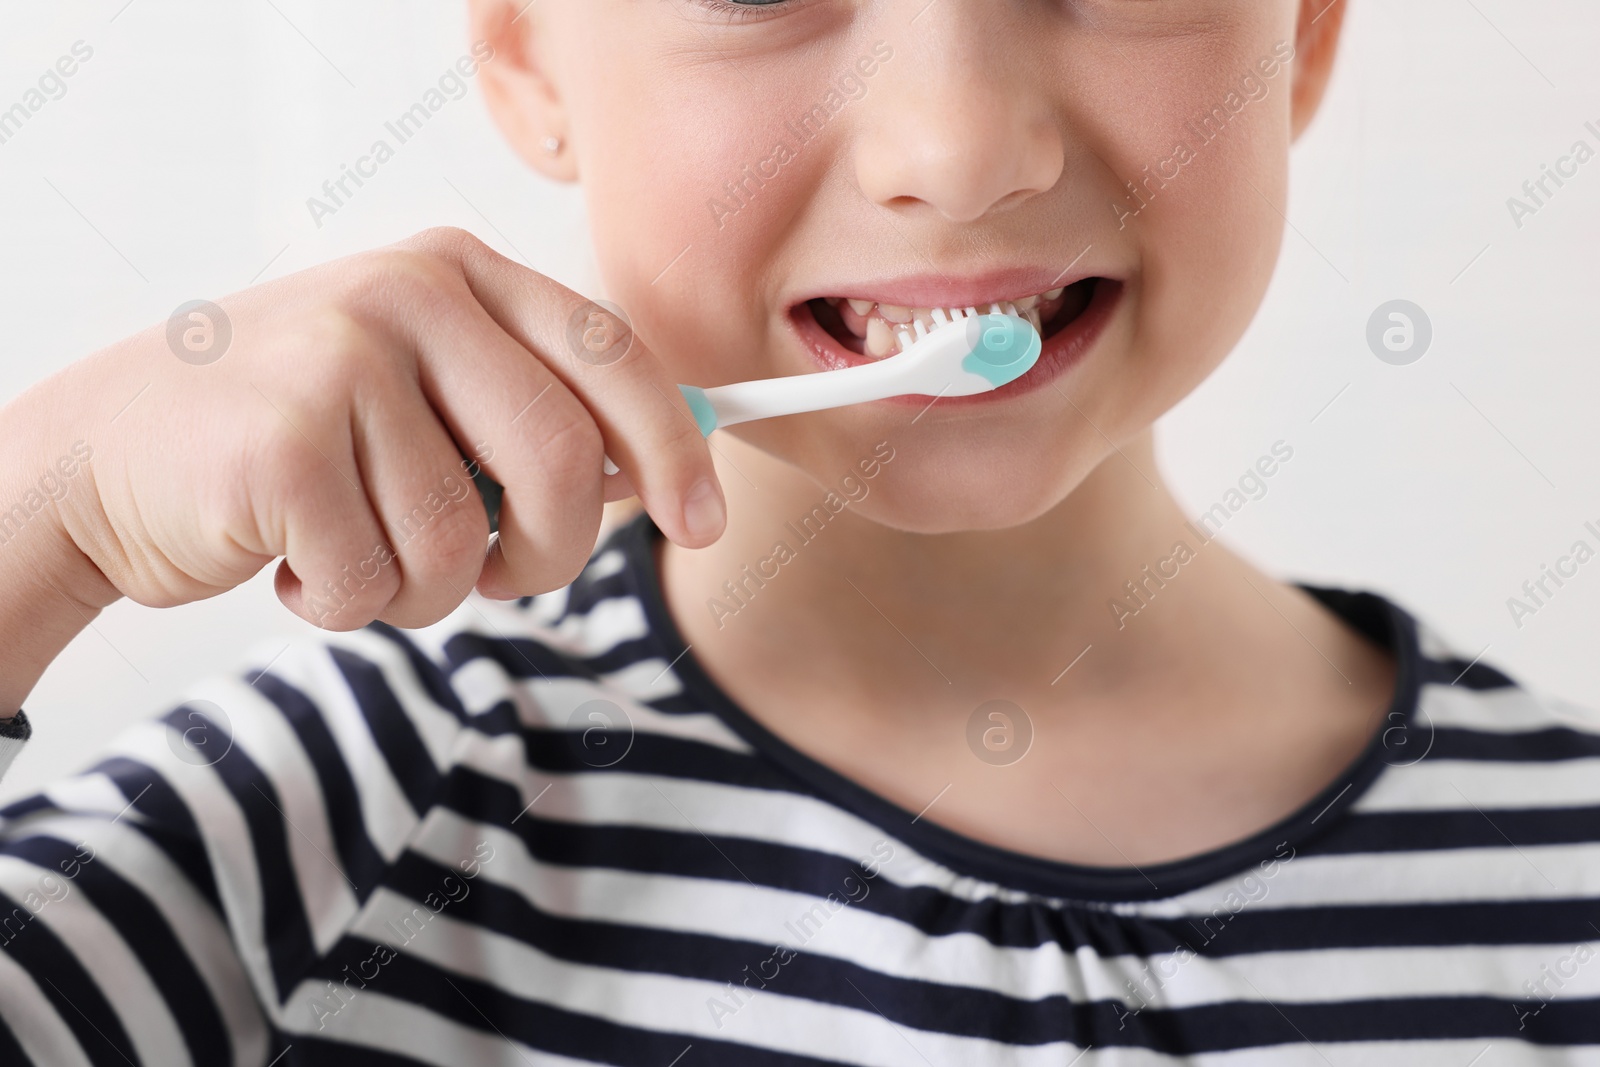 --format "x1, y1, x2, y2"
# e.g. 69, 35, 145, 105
409, 229, 727, 551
